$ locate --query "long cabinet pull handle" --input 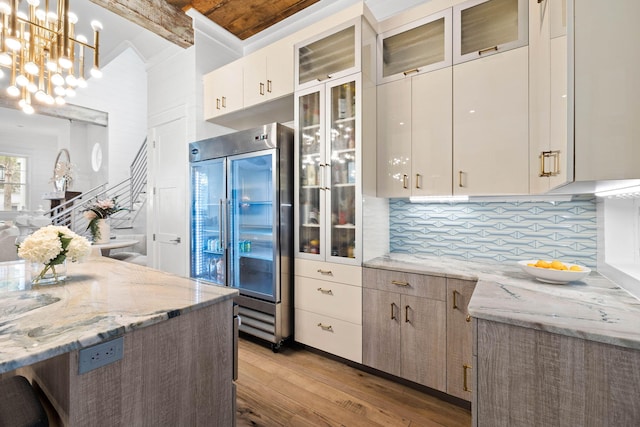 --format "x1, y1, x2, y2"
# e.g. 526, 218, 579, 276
259, 82, 265, 95
405, 305, 410, 323
539, 151, 561, 177
317, 288, 333, 295
478, 46, 498, 55
391, 280, 409, 287
317, 269, 333, 276
267, 80, 272, 93
402, 174, 409, 189
222, 96, 226, 108
318, 164, 325, 190
552, 150, 561, 175
415, 174, 421, 189
452, 290, 460, 310
463, 364, 472, 392
390, 303, 396, 320
216, 98, 221, 110
539, 151, 549, 177
317, 323, 333, 332
403, 68, 419, 76
458, 171, 464, 187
